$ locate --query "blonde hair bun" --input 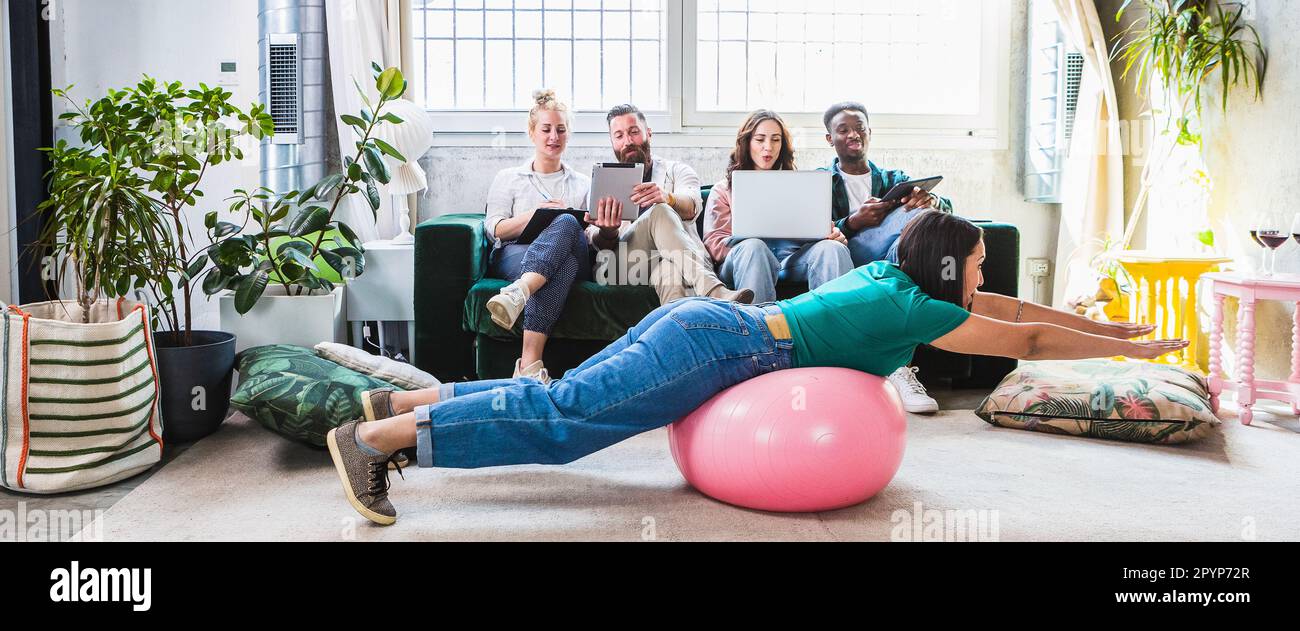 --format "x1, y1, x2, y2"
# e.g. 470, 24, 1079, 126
527, 89, 570, 132
532, 89, 558, 107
